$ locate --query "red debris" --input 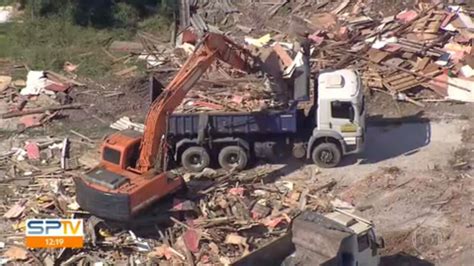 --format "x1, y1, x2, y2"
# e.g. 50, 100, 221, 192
264, 216, 287, 229
273, 43, 294, 67
25, 142, 40, 160
308, 32, 325, 46
336, 26, 349, 41
45, 81, 69, 92
441, 11, 456, 27
228, 187, 245, 197
427, 73, 449, 96
231, 95, 244, 104
383, 44, 402, 53
183, 224, 200, 253
182, 30, 198, 45
396, 10, 418, 23
19, 114, 45, 129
